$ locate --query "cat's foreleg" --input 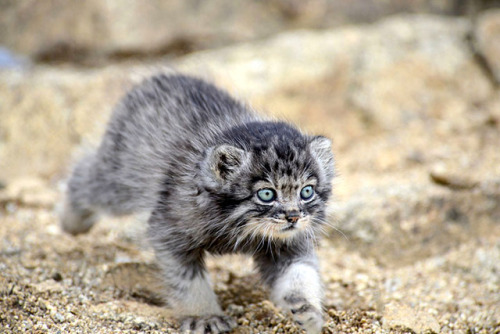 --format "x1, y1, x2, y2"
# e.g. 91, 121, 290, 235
257, 252, 324, 334
149, 216, 236, 333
